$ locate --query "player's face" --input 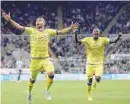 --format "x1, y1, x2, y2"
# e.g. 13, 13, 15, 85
36, 18, 45, 28
92, 29, 100, 40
